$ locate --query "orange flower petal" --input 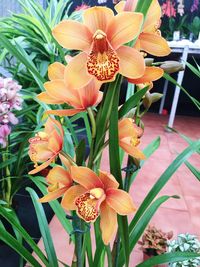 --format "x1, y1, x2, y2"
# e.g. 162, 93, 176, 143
117, 46, 145, 79
28, 157, 54, 175
37, 92, 64, 104
119, 140, 146, 159
83, 6, 114, 34
70, 166, 104, 190
48, 62, 65, 81
78, 80, 102, 108
64, 52, 92, 89
106, 188, 136, 215
139, 33, 171, 56
143, 0, 161, 33
100, 201, 117, 245
107, 12, 143, 49
45, 109, 83, 116
44, 80, 68, 102
99, 171, 119, 190
59, 154, 72, 170
48, 130, 62, 152
118, 118, 136, 139
47, 166, 72, 186
114, 1, 125, 13
61, 185, 86, 210
128, 67, 164, 84
39, 187, 68, 203
52, 20, 92, 51
45, 118, 64, 139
